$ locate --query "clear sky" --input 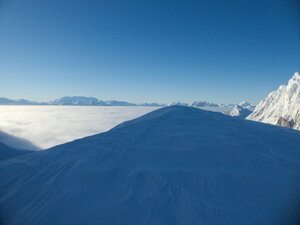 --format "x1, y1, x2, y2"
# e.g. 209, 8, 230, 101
0, 0, 299, 104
